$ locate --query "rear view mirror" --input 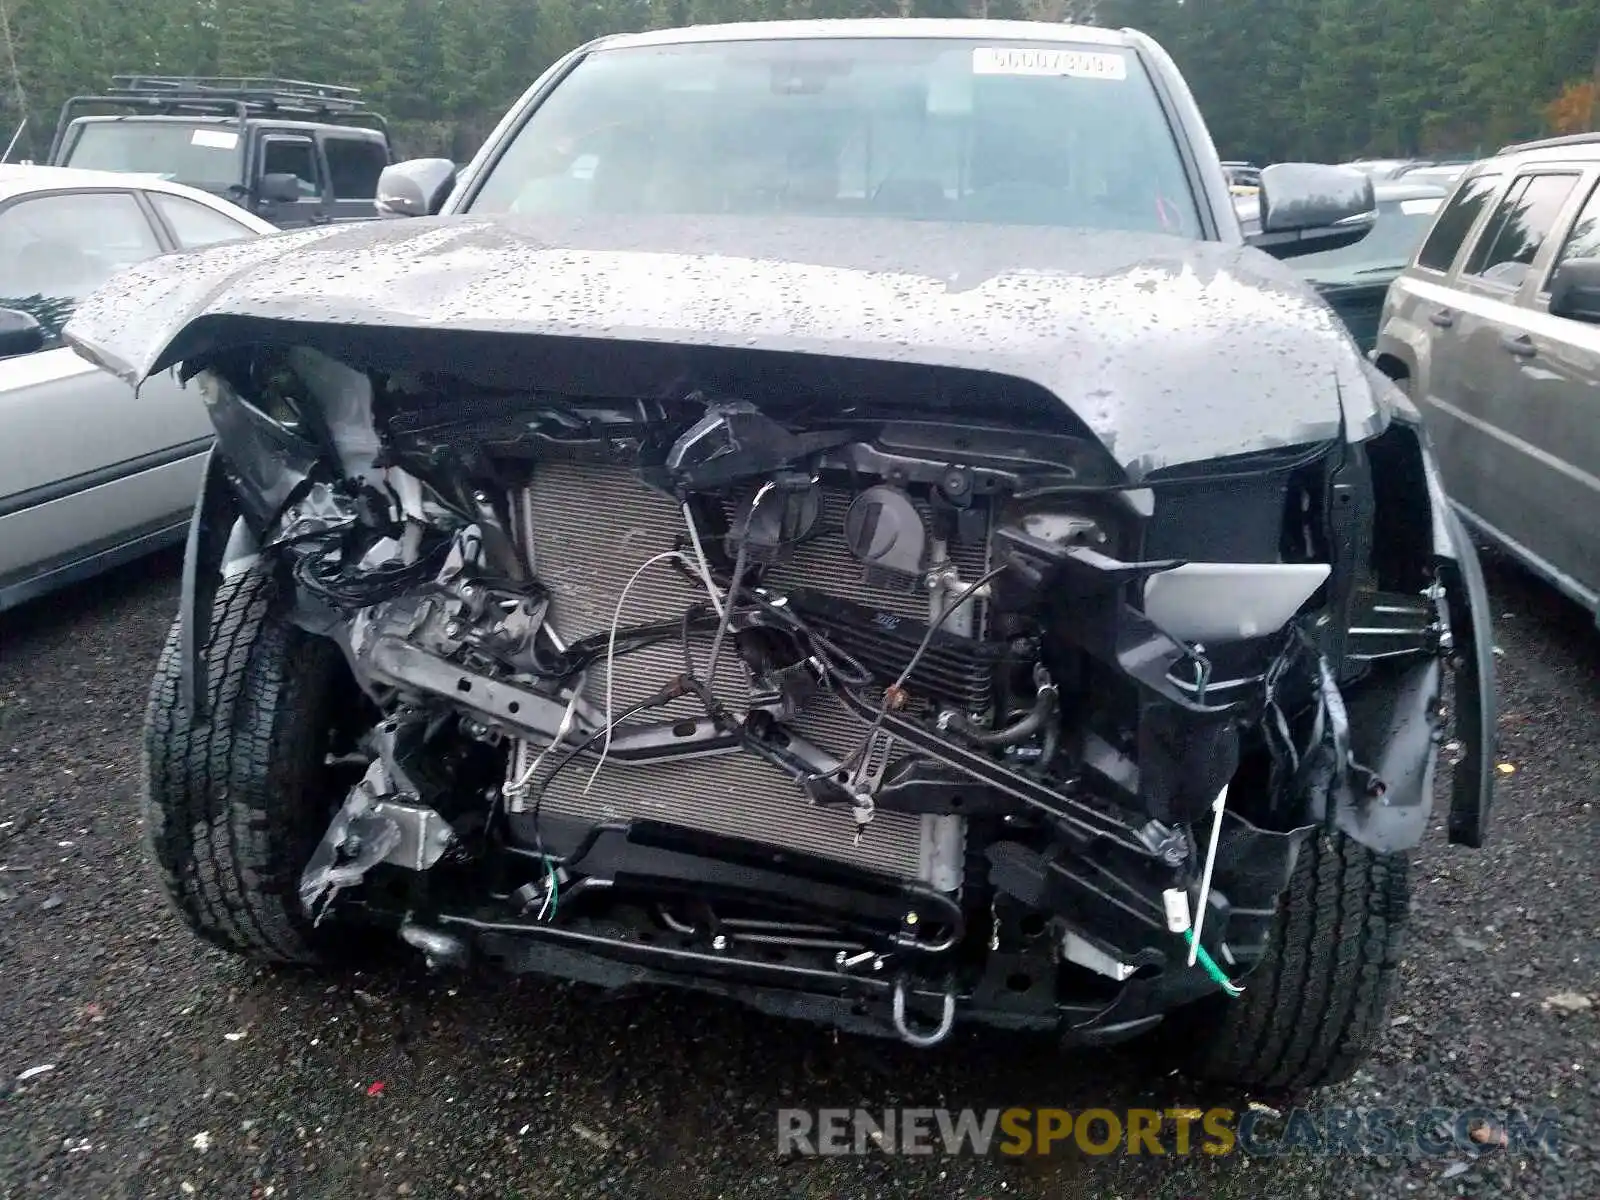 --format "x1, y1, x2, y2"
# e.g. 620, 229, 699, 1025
0, 307, 45, 358
1548, 258, 1600, 324
1247, 163, 1377, 260
258, 173, 305, 204
375, 158, 457, 218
